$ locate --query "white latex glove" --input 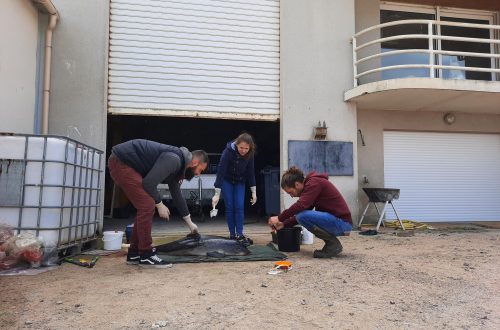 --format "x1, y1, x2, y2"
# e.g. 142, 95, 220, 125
183, 214, 198, 234
155, 202, 170, 220
250, 186, 257, 205
212, 188, 221, 208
